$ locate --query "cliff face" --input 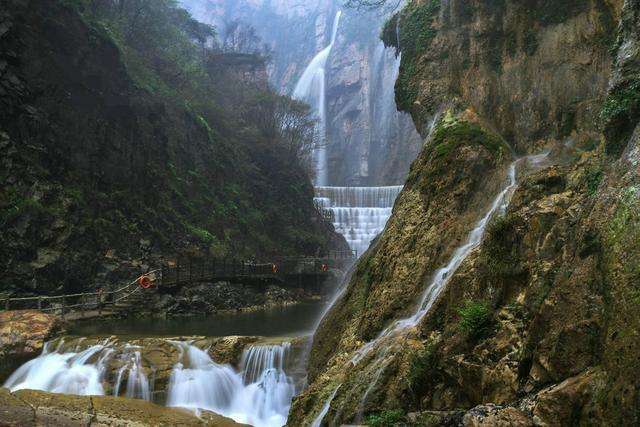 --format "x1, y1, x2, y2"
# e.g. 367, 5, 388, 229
386, 0, 620, 151
290, 0, 640, 425
182, 0, 422, 185
0, 0, 343, 296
